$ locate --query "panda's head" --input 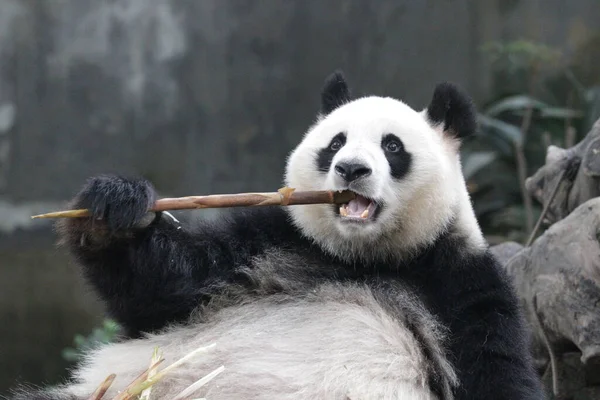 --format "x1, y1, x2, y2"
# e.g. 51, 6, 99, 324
284, 71, 485, 261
